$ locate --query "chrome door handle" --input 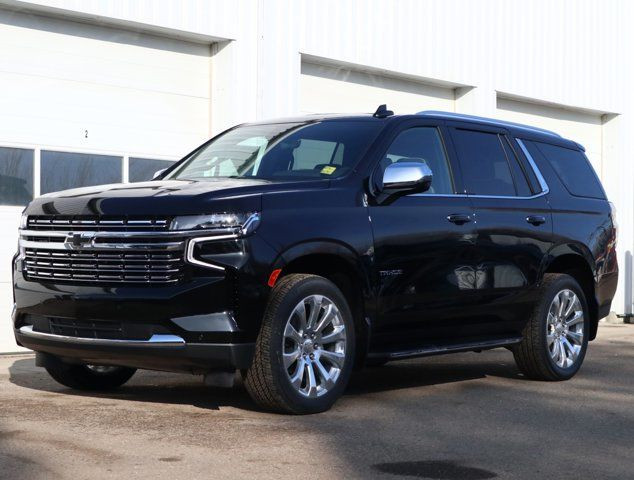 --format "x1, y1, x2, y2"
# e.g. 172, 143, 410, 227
447, 213, 472, 225
526, 215, 546, 226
